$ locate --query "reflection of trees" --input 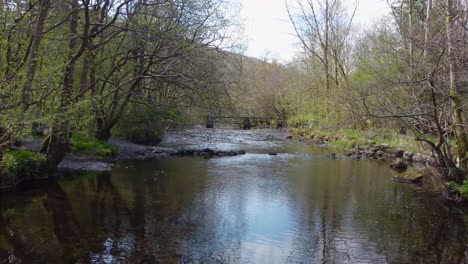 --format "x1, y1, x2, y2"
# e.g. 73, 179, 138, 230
0, 171, 137, 263
1, 156, 467, 263
43, 181, 83, 257
0, 210, 36, 263
286, 159, 468, 263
